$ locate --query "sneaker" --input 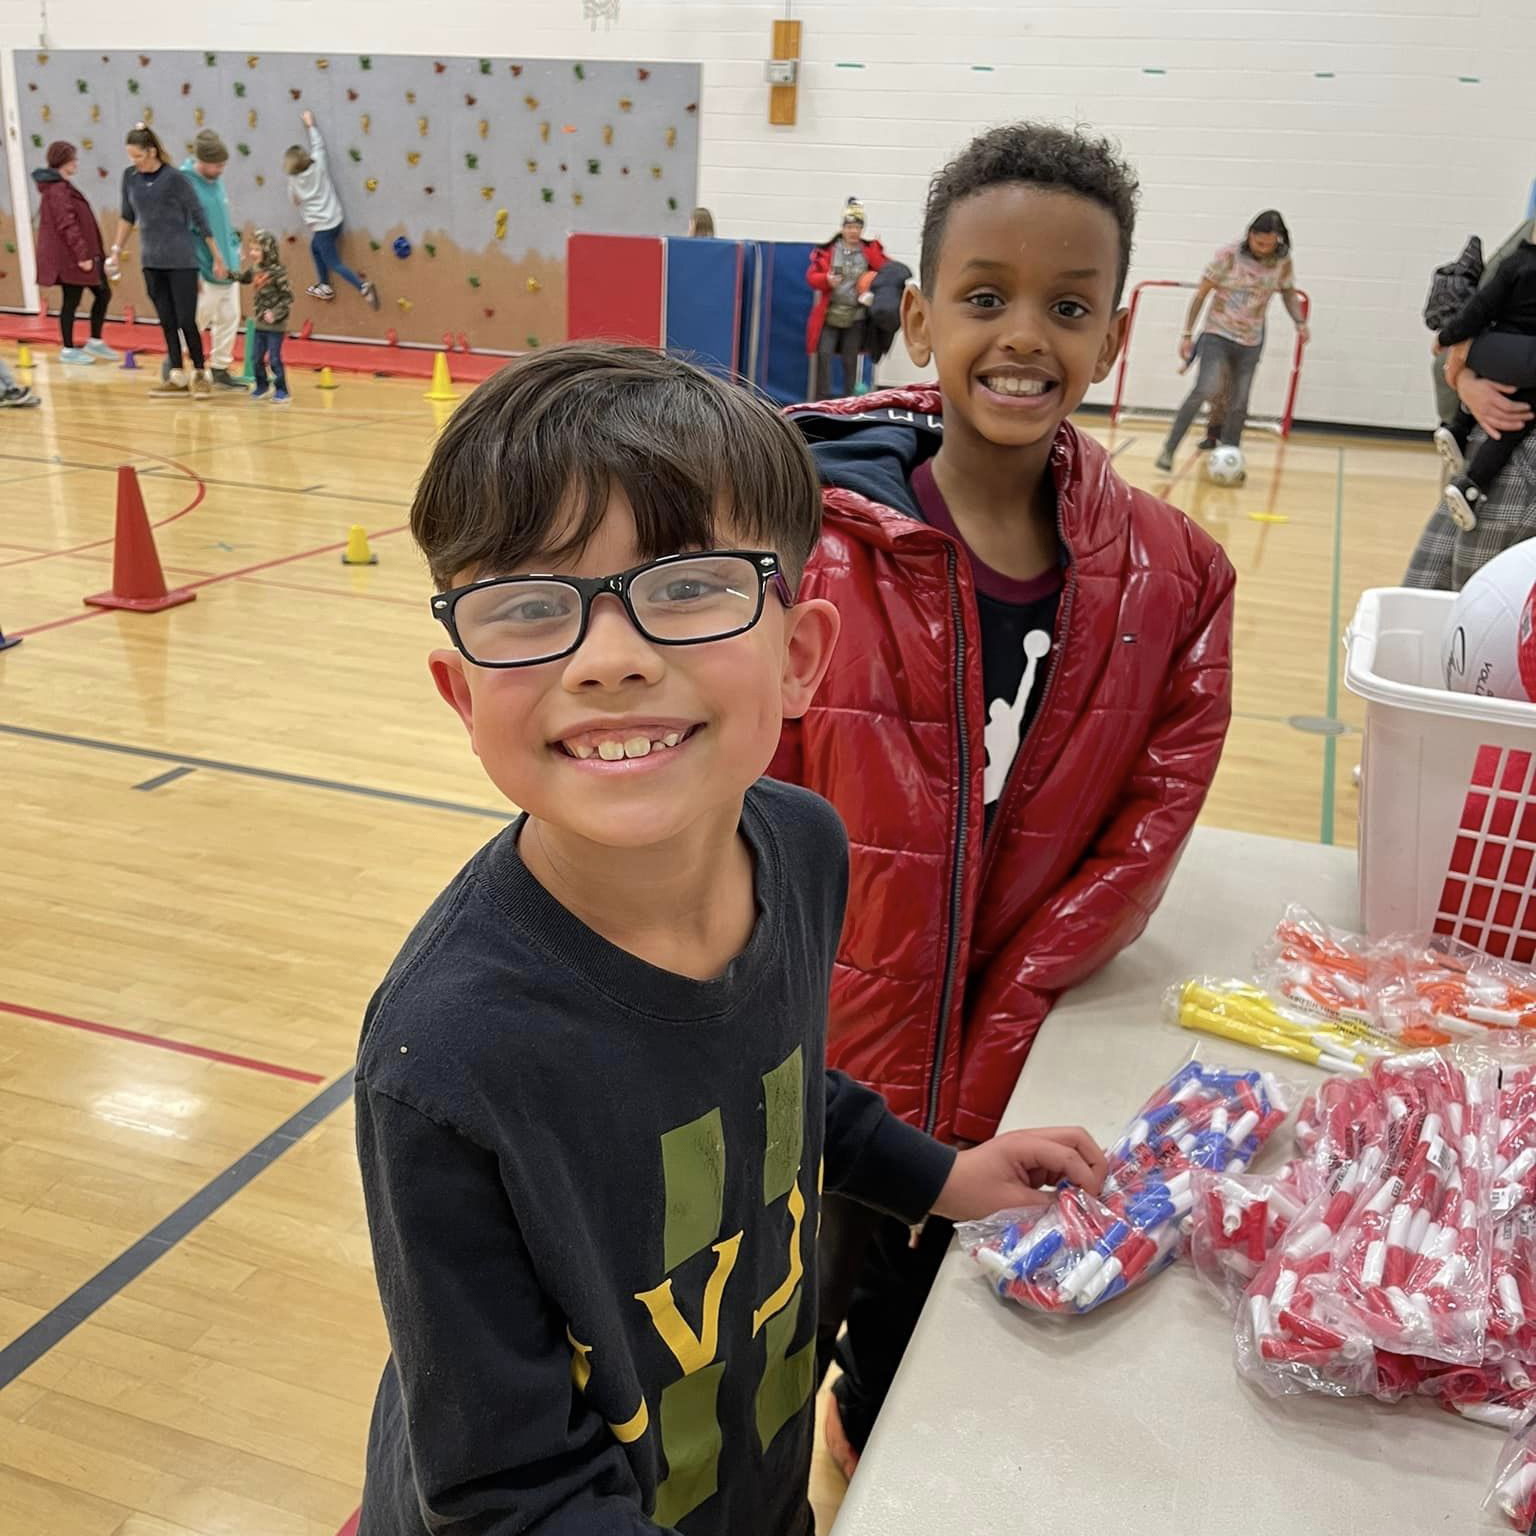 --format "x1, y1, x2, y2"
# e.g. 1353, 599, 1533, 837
249, 383, 270, 401
271, 388, 291, 404
1434, 425, 1468, 479
361, 279, 380, 310
59, 346, 95, 365
149, 371, 190, 400
1197, 433, 1219, 451
1154, 448, 1175, 473
307, 283, 336, 301
0, 386, 41, 408
190, 369, 213, 401
210, 367, 245, 390
1445, 477, 1484, 532
84, 338, 119, 360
